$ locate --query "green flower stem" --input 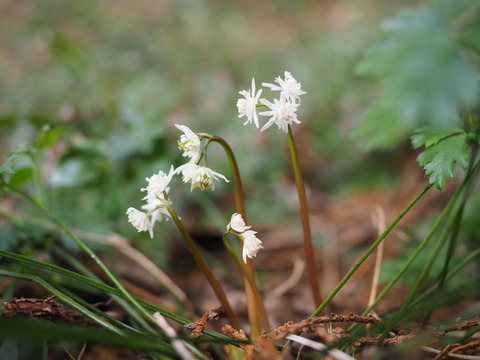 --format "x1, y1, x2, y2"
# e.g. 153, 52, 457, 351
5, 186, 158, 327
287, 126, 322, 307
206, 134, 261, 338
164, 201, 240, 329
222, 233, 271, 333
206, 135, 246, 216
310, 183, 432, 318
